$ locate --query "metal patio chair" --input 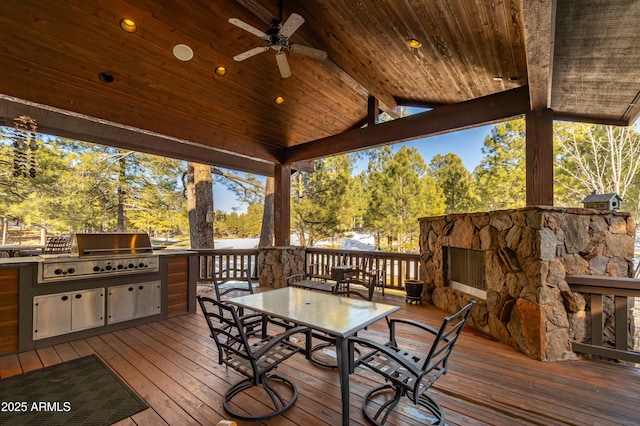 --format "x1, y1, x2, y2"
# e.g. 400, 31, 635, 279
349, 301, 475, 425
335, 268, 378, 301
213, 266, 254, 299
197, 296, 309, 420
